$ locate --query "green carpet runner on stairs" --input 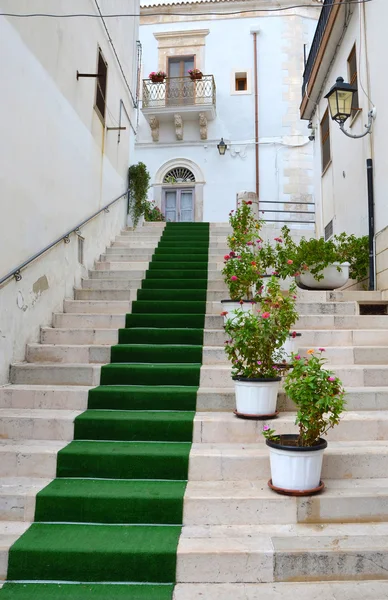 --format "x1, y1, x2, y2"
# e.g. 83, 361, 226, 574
2, 222, 210, 599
